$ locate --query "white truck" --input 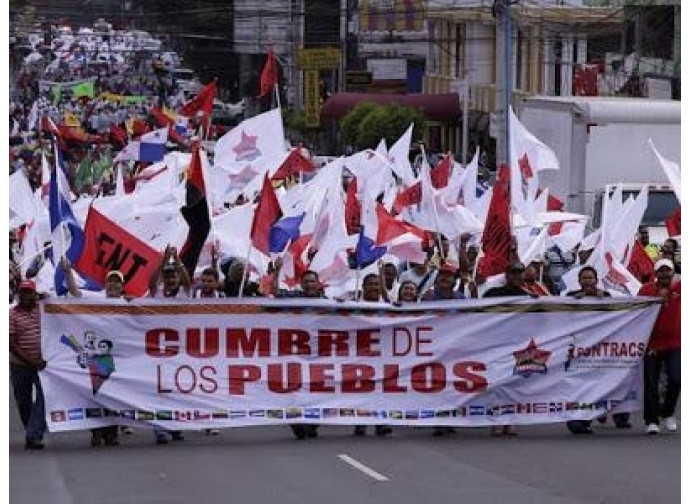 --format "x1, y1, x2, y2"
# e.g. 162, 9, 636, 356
519, 96, 680, 244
